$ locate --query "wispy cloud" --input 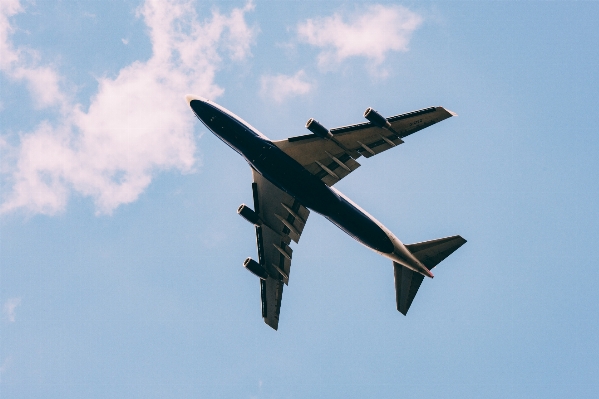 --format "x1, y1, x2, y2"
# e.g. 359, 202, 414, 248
260, 70, 314, 103
297, 5, 422, 76
0, 0, 68, 110
0, 0, 257, 215
2, 297, 21, 322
